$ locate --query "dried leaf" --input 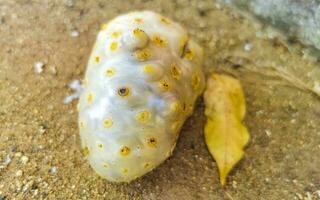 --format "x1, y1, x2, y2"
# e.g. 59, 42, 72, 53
204, 73, 250, 185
